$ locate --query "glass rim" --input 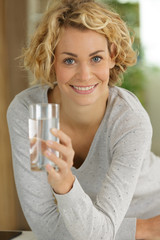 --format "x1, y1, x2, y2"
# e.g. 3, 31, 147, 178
29, 103, 59, 107
29, 103, 60, 120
